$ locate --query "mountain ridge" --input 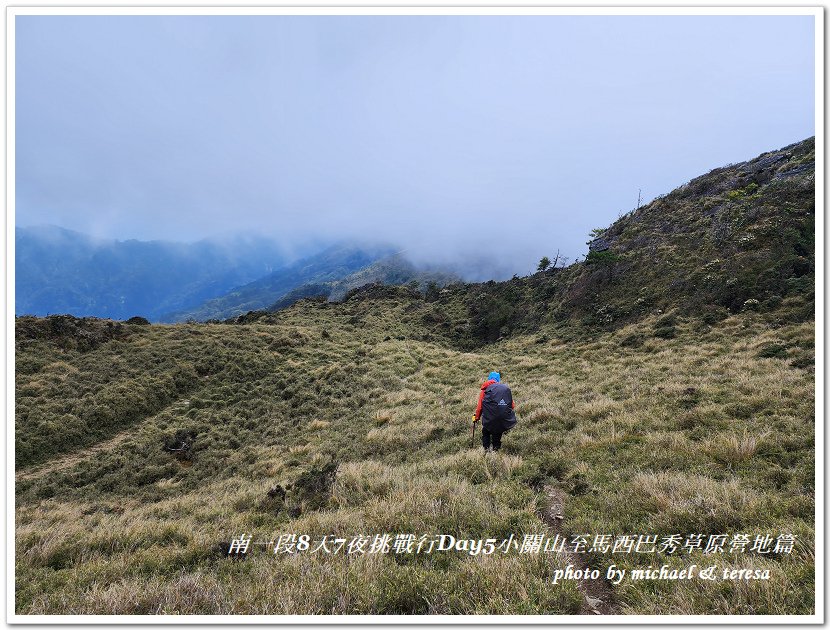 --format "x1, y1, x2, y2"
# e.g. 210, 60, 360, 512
14, 136, 816, 615
160, 242, 397, 322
